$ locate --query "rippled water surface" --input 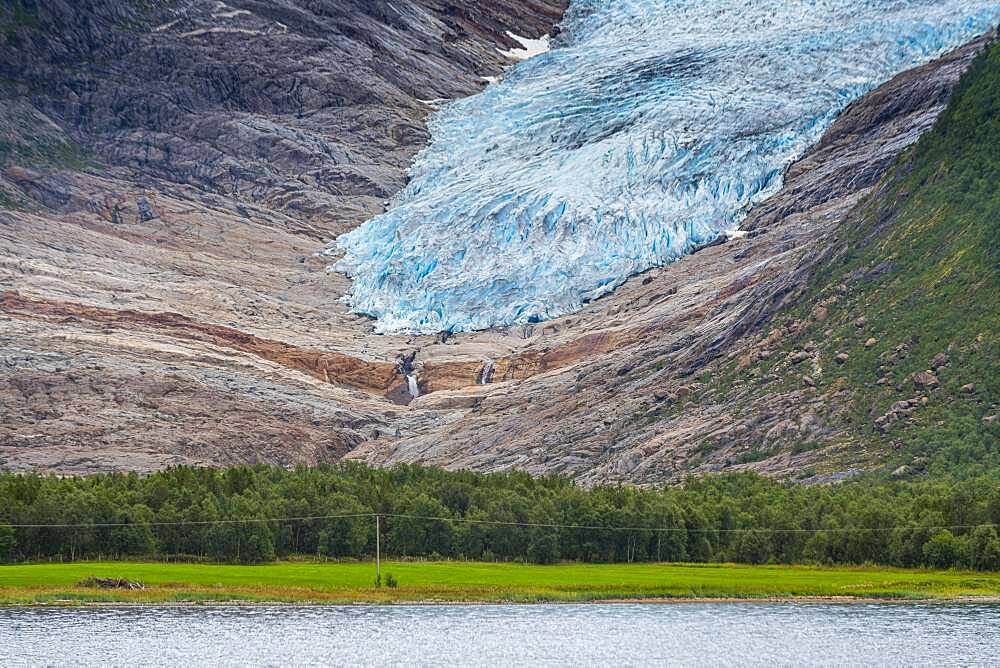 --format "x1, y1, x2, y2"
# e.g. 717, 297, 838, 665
3, 603, 1000, 666
331, 0, 1000, 333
